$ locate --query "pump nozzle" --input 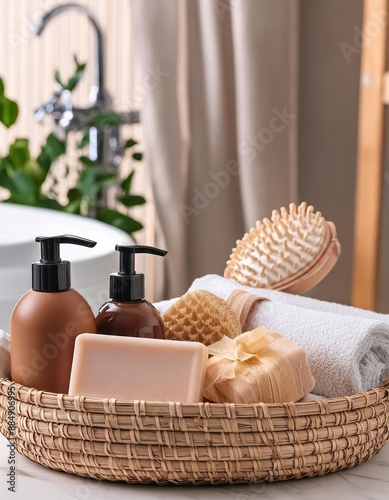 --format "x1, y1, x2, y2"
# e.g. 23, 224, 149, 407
110, 245, 167, 302
115, 244, 167, 276
36, 235, 96, 263
33, 234, 97, 291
